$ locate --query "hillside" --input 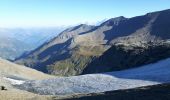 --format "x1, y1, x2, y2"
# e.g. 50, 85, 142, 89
15, 9, 170, 76
0, 58, 52, 80
15, 24, 98, 76
83, 41, 170, 74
